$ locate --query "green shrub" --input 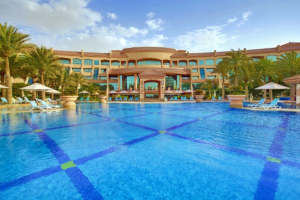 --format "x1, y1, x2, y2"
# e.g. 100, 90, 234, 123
229, 86, 245, 95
